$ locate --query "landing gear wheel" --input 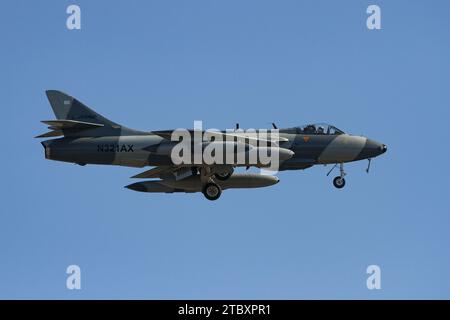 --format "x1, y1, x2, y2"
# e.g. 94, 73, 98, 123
202, 183, 222, 201
333, 176, 346, 189
214, 172, 232, 181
